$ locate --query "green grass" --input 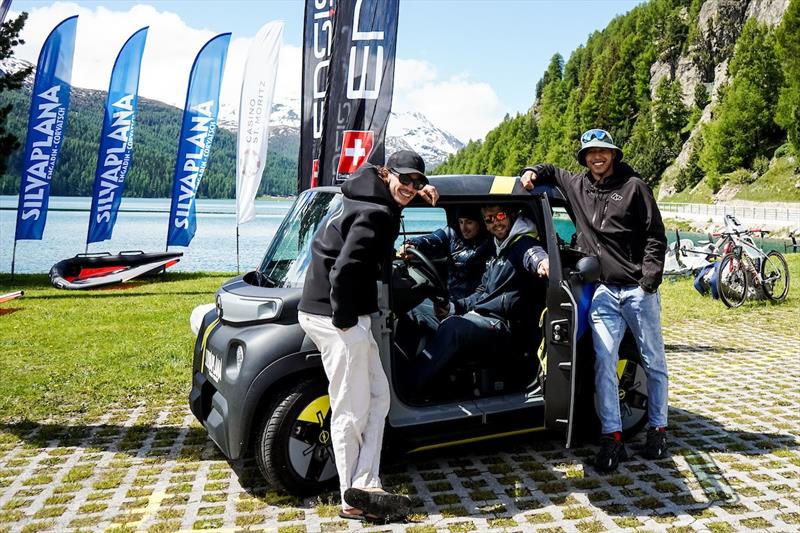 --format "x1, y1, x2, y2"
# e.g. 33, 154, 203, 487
736, 157, 800, 202
663, 155, 800, 203
665, 178, 715, 203
660, 253, 800, 327
1, 256, 798, 424
0, 272, 231, 422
